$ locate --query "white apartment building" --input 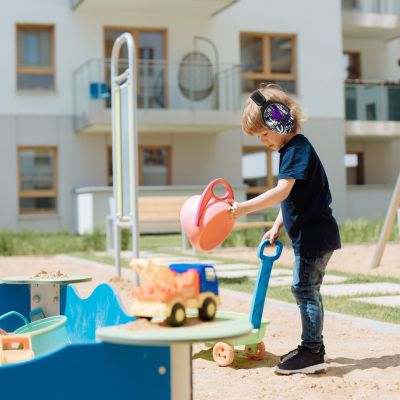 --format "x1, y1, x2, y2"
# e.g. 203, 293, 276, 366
342, 0, 400, 219
0, 0, 397, 233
